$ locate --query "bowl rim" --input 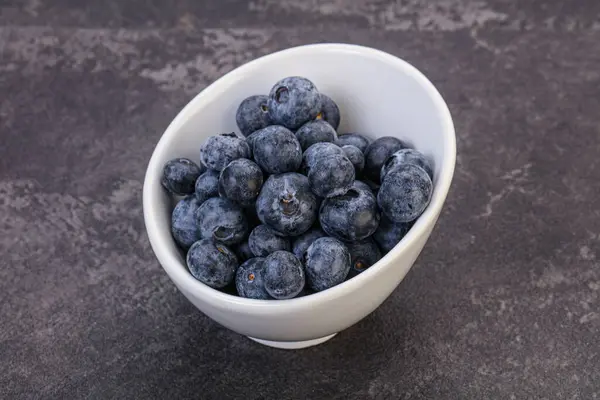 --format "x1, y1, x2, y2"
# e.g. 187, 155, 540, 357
143, 43, 456, 313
